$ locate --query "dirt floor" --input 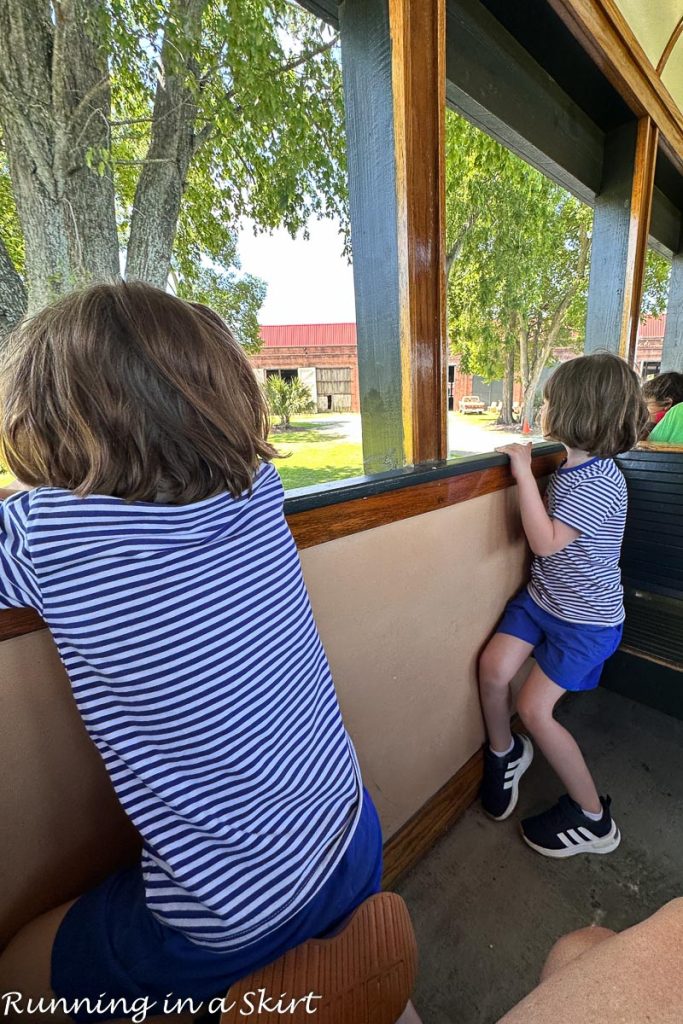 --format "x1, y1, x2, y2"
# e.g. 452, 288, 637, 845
397, 688, 683, 1023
